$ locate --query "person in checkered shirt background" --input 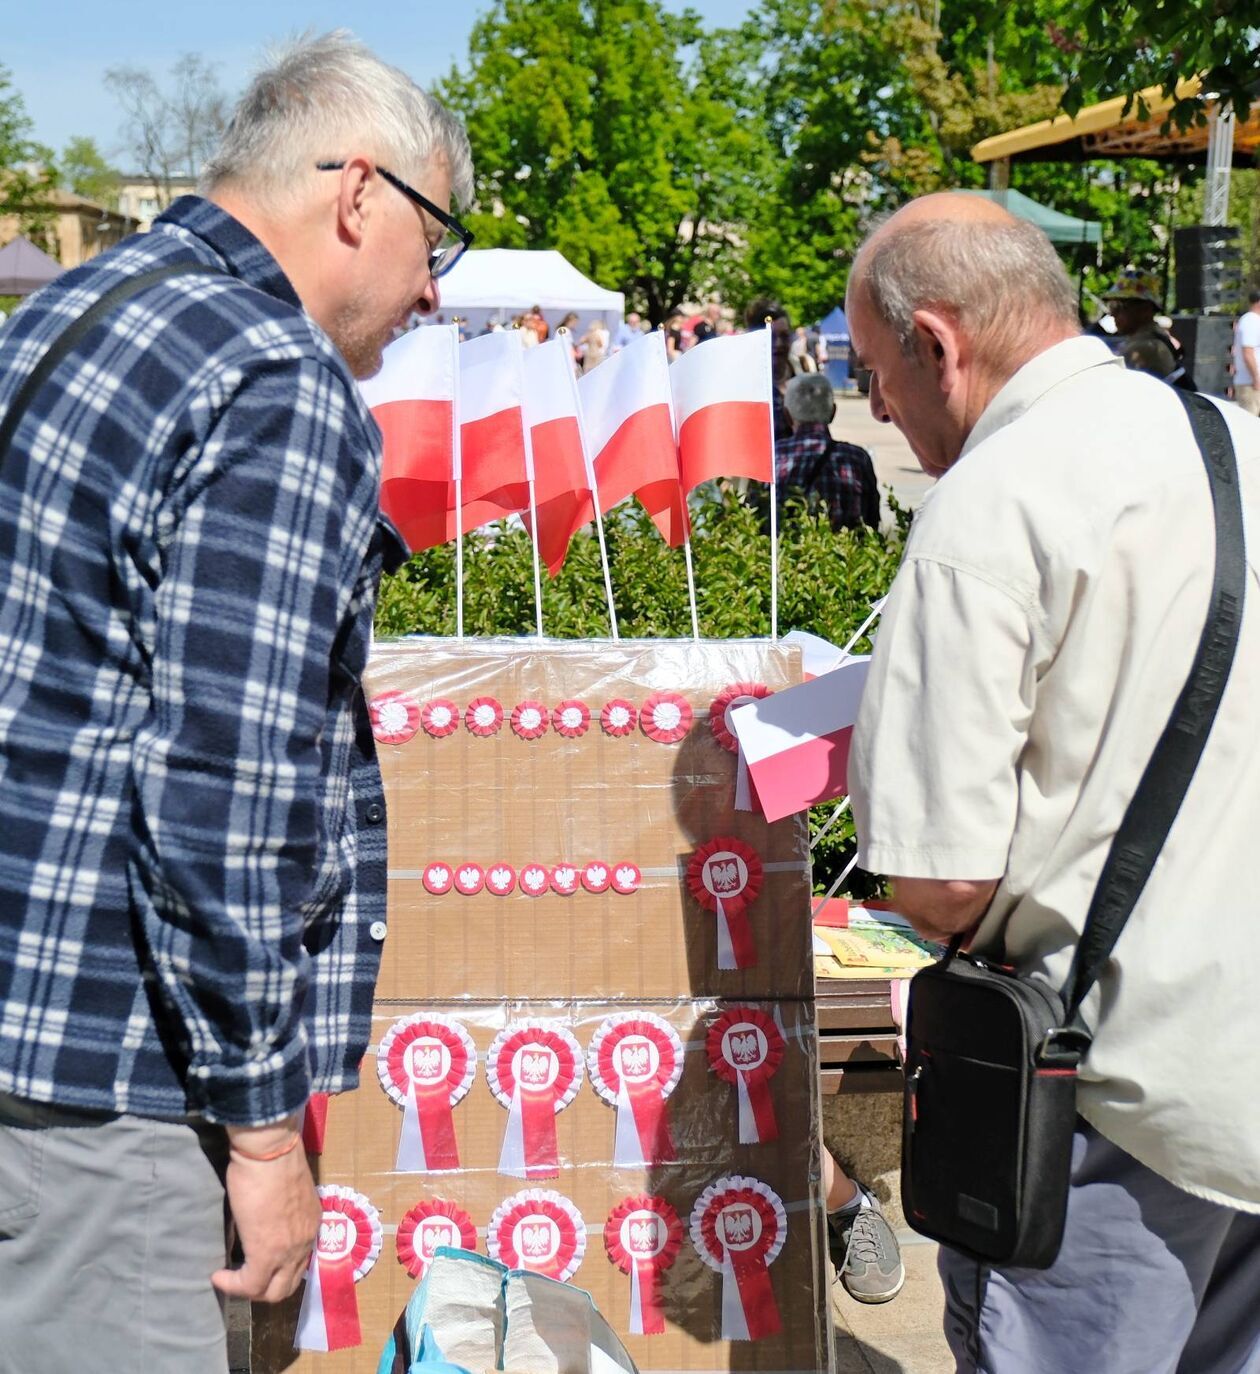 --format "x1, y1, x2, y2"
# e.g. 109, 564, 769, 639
777, 372, 881, 531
